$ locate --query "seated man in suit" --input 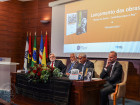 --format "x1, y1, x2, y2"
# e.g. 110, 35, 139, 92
76, 53, 94, 79
100, 51, 123, 105
47, 53, 66, 74
65, 53, 79, 75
